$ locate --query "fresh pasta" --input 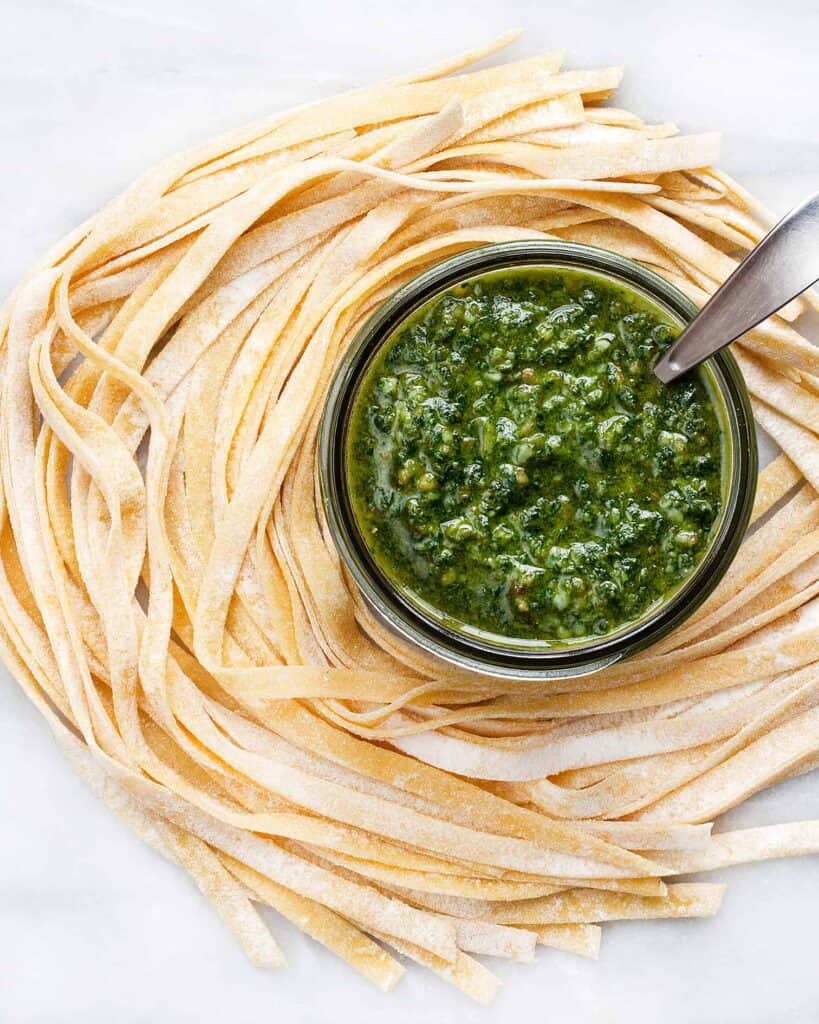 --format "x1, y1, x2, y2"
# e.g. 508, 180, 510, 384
2, 33, 819, 1003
